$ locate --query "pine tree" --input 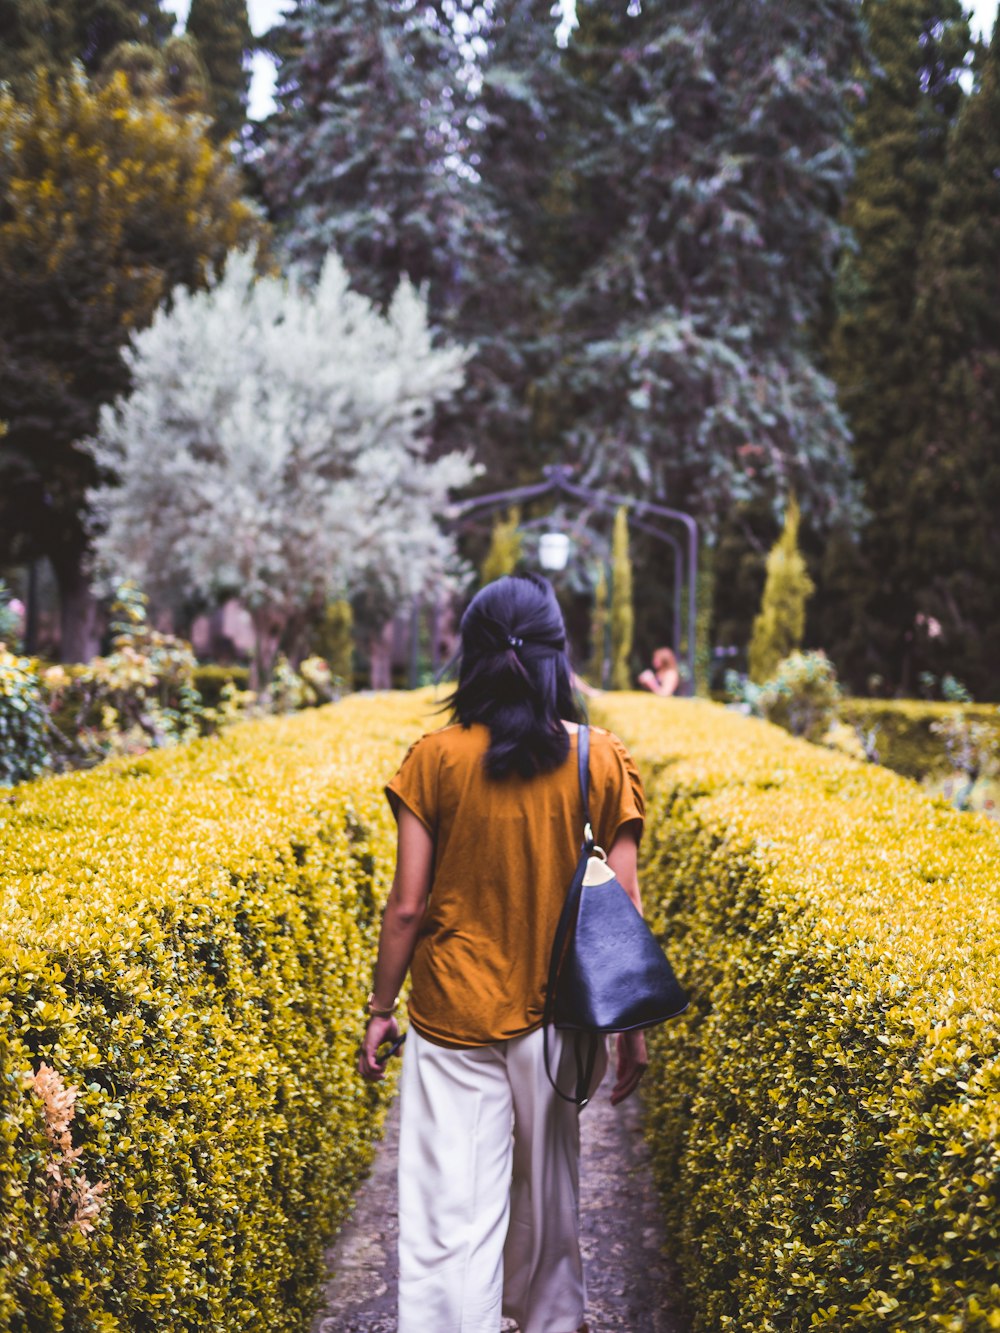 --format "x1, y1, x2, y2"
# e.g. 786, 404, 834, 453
749, 498, 815, 683
186, 0, 253, 141
820, 0, 971, 688
610, 507, 634, 691
0, 0, 173, 85
262, 0, 471, 306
